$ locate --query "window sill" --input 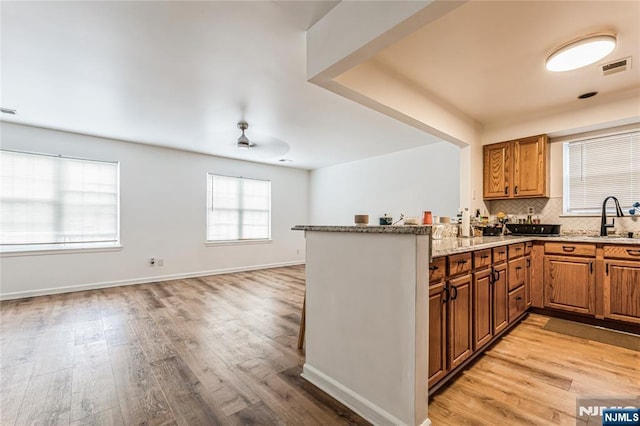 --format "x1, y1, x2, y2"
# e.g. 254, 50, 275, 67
0, 243, 122, 257
205, 239, 272, 247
